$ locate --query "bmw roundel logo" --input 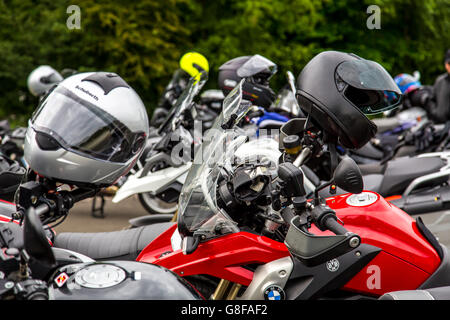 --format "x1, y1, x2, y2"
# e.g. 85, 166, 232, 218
263, 285, 286, 300
326, 259, 340, 272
